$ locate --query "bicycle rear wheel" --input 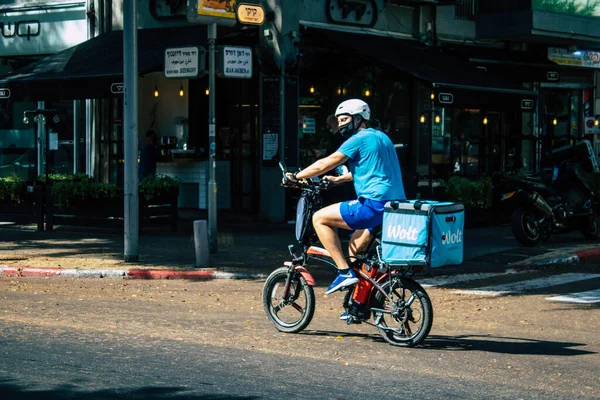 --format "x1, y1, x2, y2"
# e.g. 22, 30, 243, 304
373, 277, 433, 347
262, 267, 315, 333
